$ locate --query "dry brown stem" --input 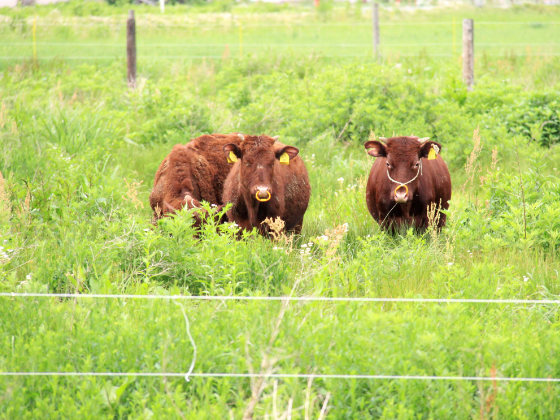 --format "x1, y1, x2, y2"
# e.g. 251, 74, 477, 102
122, 178, 144, 210
261, 216, 285, 241
0, 171, 11, 223
462, 126, 483, 194
323, 224, 348, 261
0, 103, 6, 129
261, 217, 294, 253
